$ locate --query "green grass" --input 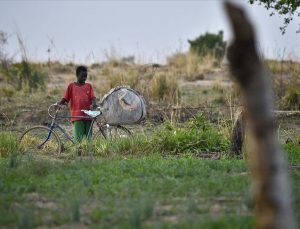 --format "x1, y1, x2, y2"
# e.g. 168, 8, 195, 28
0, 124, 299, 228
0, 132, 20, 157
284, 142, 300, 165
0, 155, 257, 228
